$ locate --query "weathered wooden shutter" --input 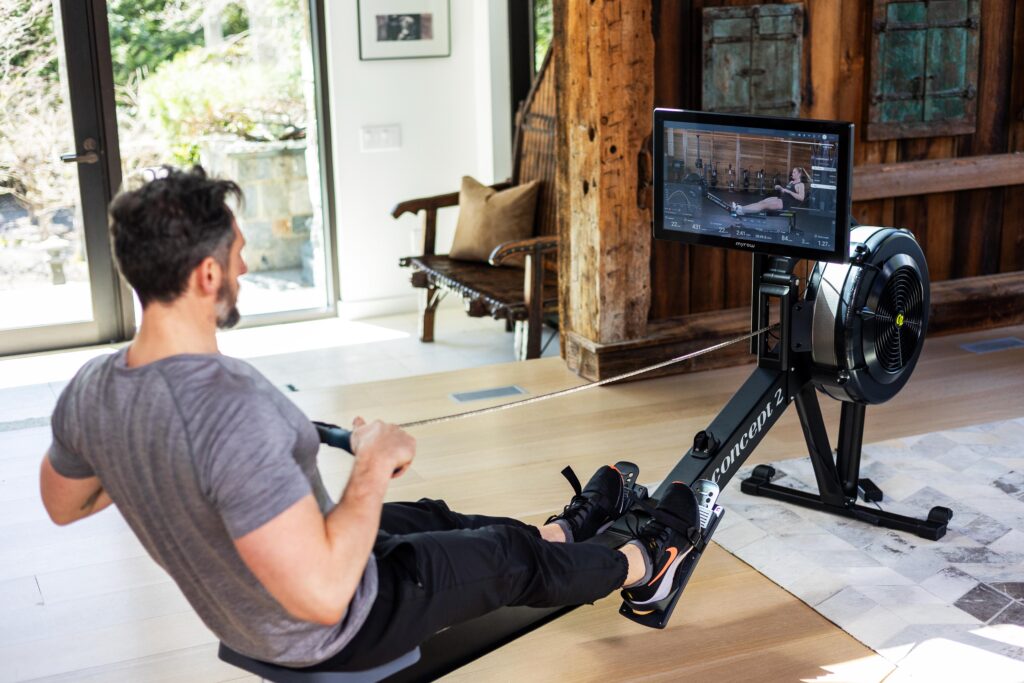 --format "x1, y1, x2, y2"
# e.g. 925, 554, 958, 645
702, 4, 803, 118
867, 0, 980, 140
